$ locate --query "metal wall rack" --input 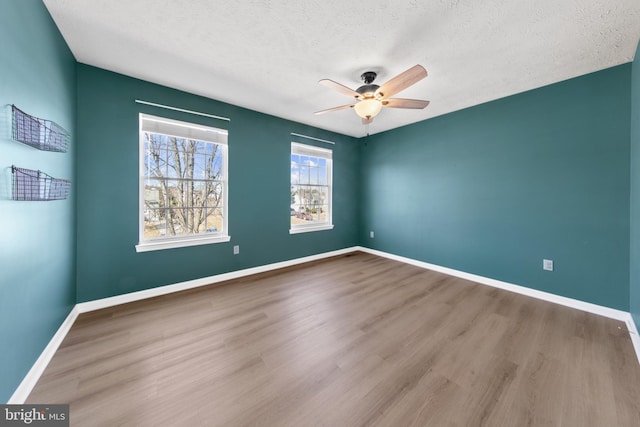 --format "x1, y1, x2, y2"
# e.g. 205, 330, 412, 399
11, 166, 71, 201
11, 105, 70, 152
